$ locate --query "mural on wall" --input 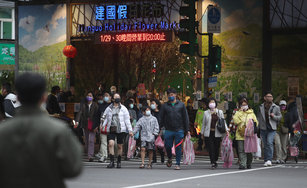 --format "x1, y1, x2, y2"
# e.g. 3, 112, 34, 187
18, 4, 67, 89
204, 0, 306, 107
